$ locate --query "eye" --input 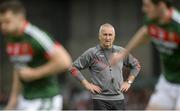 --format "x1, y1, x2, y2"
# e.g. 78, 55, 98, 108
103, 33, 108, 36
109, 34, 112, 36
